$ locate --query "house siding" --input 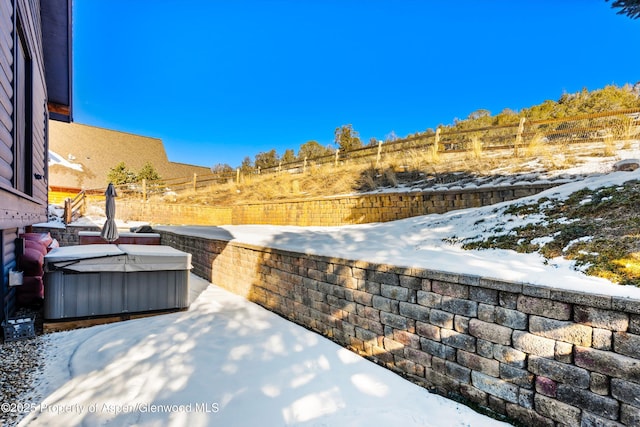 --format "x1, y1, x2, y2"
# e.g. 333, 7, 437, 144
0, 0, 48, 228
1, 228, 18, 323
0, 0, 14, 189
17, 0, 49, 207
1, 0, 49, 323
